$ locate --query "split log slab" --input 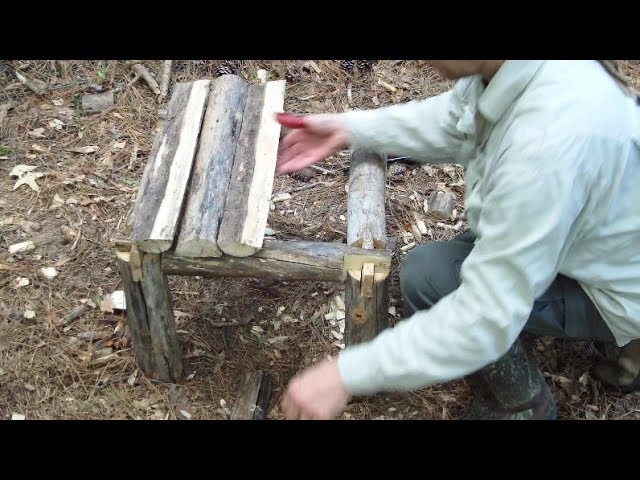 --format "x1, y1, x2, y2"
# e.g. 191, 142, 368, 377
175, 75, 248, 257
131, 80, 210, 253
217, 80, 286, 257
